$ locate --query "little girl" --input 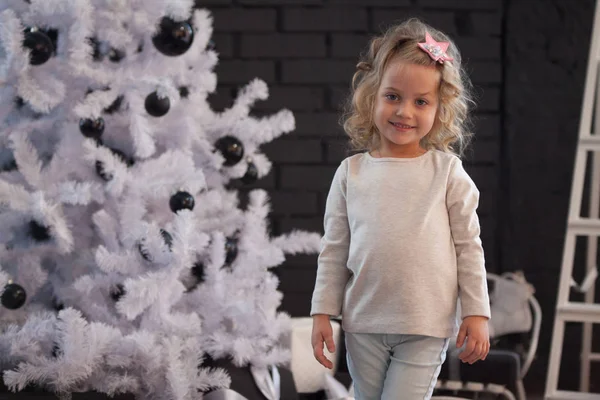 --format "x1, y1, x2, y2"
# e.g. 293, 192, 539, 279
310, 18, 491, 400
